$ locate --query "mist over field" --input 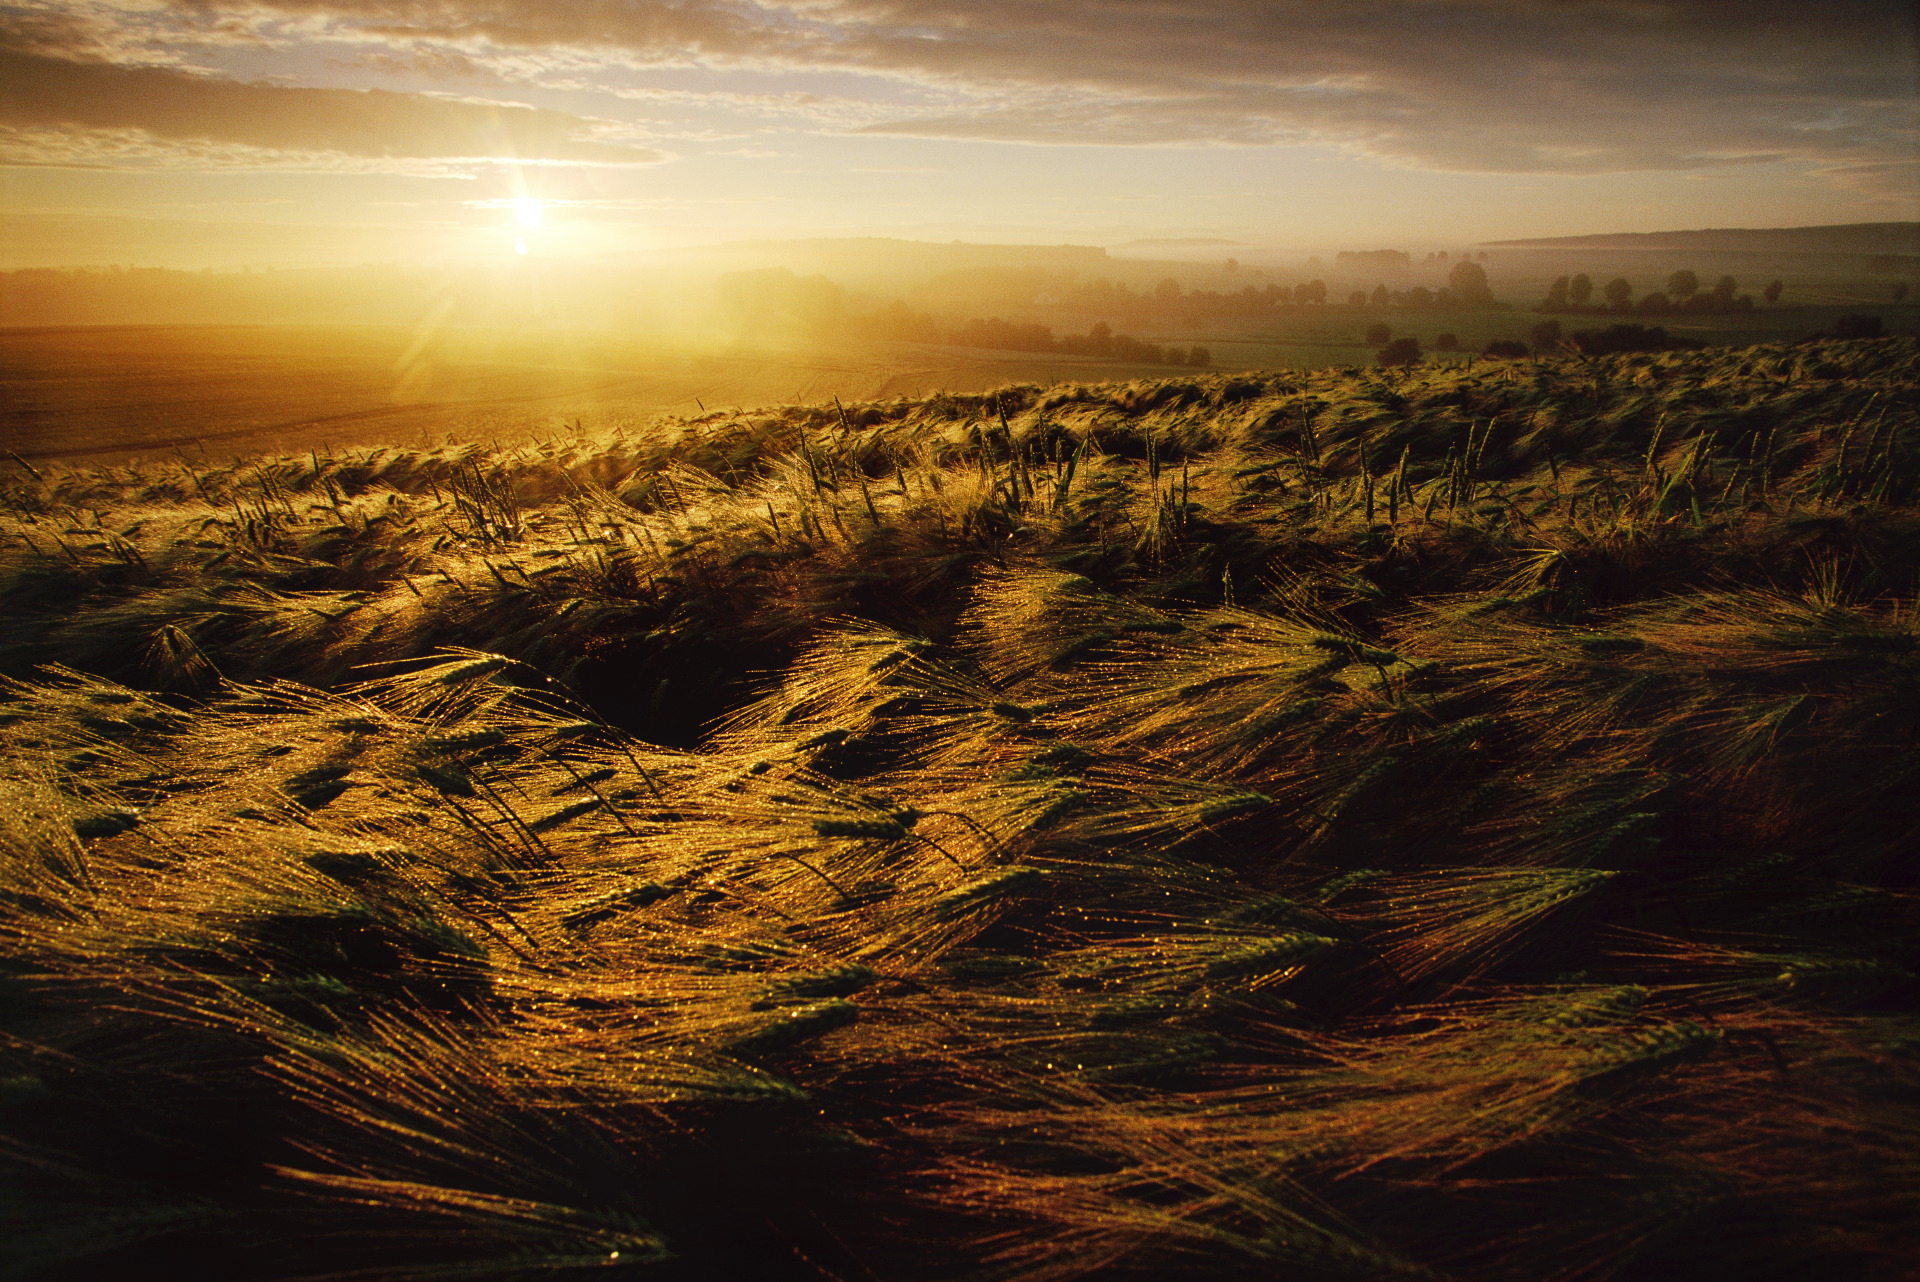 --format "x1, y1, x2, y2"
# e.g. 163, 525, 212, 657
7, 225, 1917, 464
3, 2, 1920, 1280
